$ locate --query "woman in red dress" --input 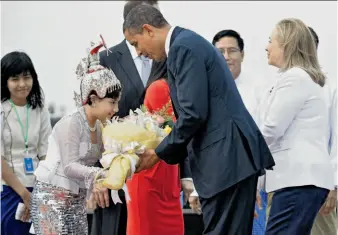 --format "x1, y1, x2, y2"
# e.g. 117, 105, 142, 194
126, 60, 184, 235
